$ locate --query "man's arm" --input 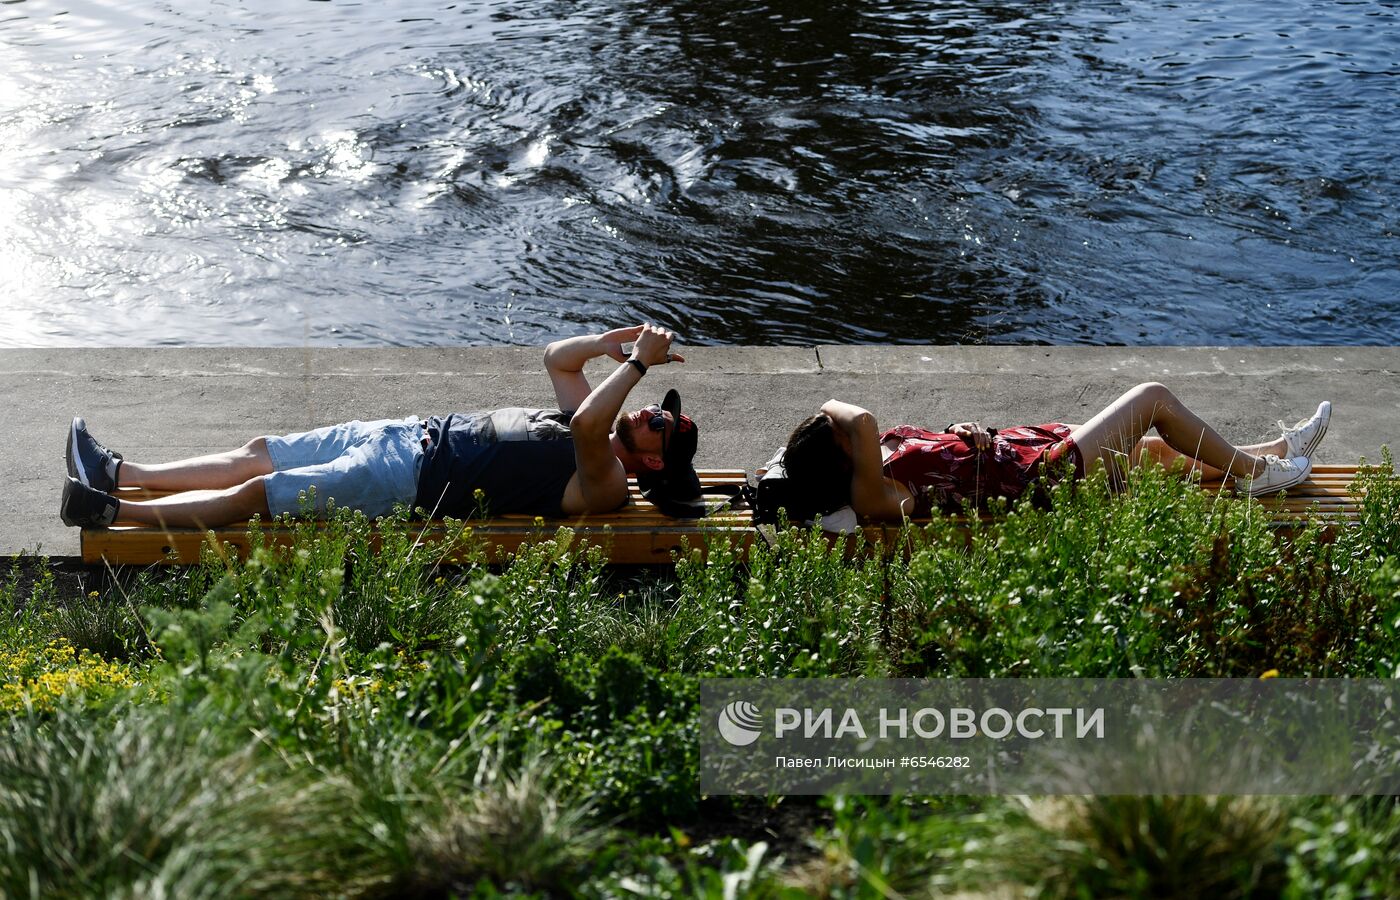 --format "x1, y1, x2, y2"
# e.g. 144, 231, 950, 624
543, 325, 644, 413
820, 399, 909, 521
564, 325, 680, 514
